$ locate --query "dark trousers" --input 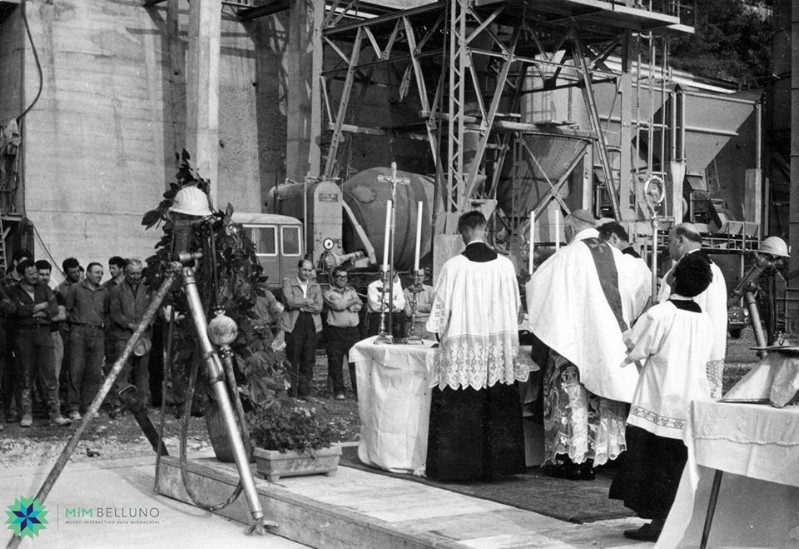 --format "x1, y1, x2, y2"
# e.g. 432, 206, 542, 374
59, 325, 71, 402
15, 326, 60, 418
325, 325, 360, 395
1, 320, 19, 419
112, 338, 151, 406
68, 325, 105, 414
285, 312, 317, 398
609, 425, 688, 520
104, 329, 119, 375
426, 382, 526, 481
